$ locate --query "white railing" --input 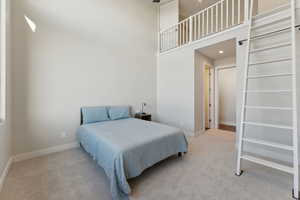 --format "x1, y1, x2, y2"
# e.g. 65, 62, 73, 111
160, 0, 250, 52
